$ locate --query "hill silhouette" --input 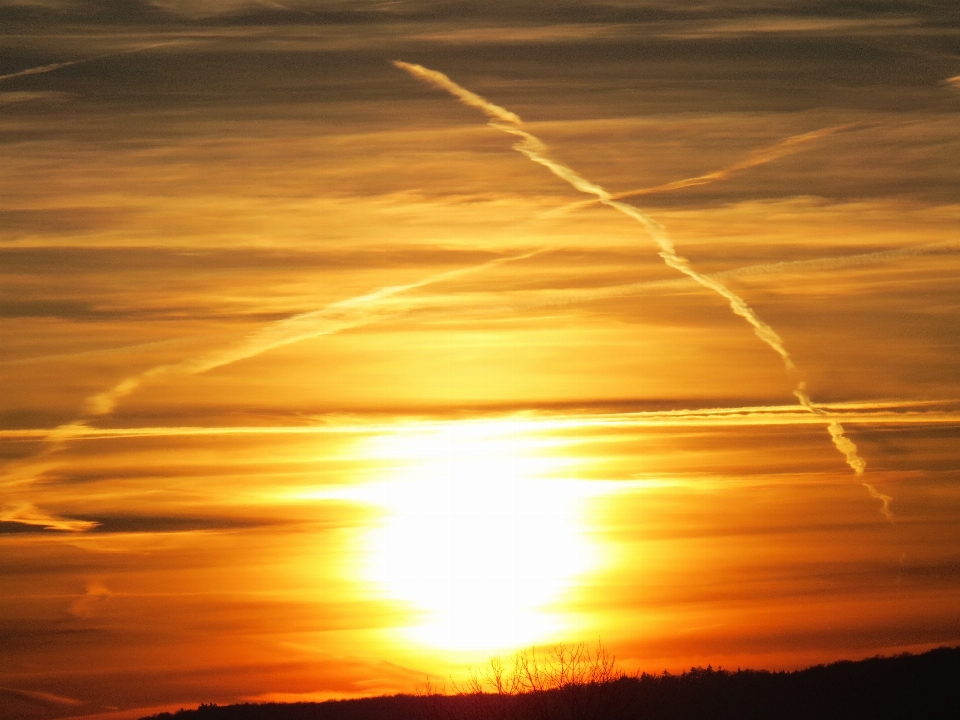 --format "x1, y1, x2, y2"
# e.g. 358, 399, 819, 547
145, 646, 960, 720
